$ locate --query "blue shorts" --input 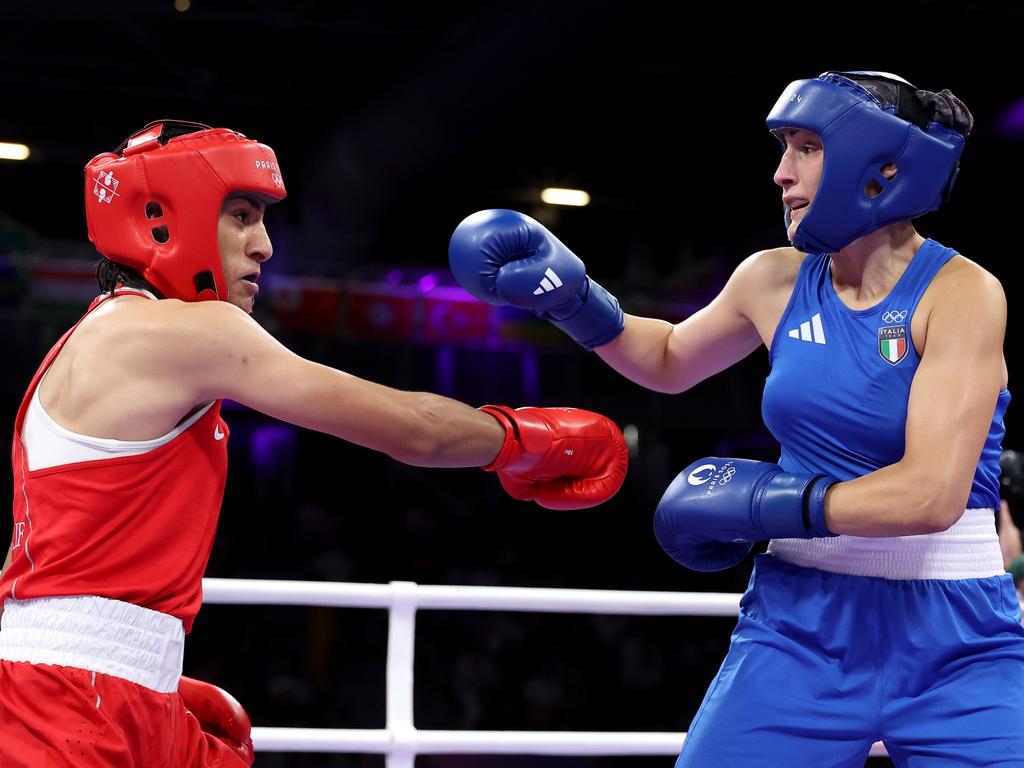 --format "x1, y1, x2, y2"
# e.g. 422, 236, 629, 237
676, 554, 1024, 767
